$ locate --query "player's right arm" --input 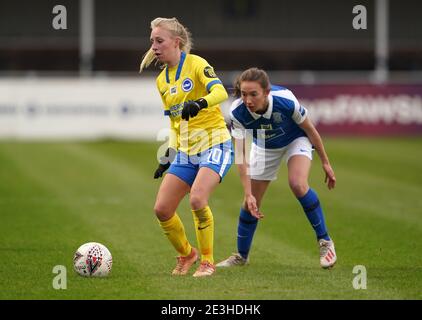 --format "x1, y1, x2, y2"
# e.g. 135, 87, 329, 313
153, 77, 177, 179
230, 112, 263, 219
